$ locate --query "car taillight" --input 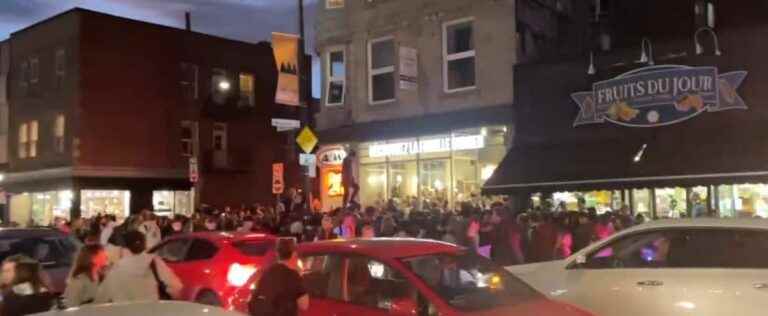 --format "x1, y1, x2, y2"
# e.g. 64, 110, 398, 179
227, 263, 257, 287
